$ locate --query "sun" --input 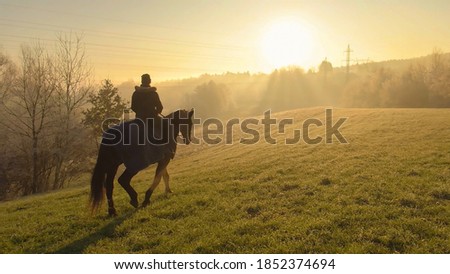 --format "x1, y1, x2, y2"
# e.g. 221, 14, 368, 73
261, 19, 314, 69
